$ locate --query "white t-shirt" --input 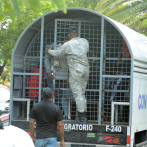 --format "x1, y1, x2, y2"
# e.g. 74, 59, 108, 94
0, 125, 34, 147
